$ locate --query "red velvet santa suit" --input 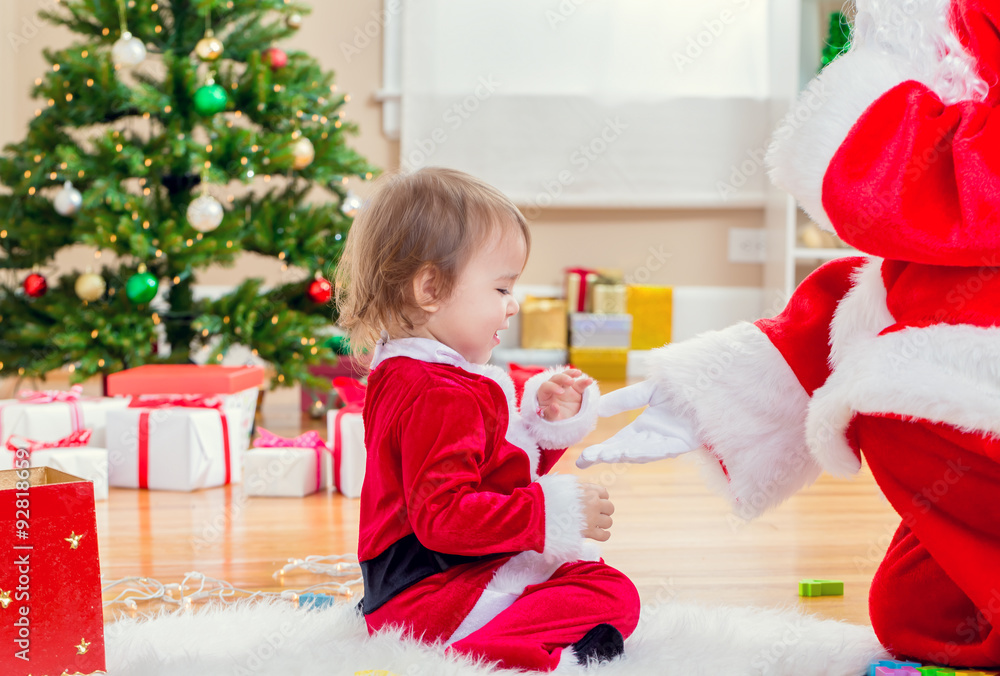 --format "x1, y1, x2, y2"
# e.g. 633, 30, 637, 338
581, 0, 1000, 666
358, 336, 640, 672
